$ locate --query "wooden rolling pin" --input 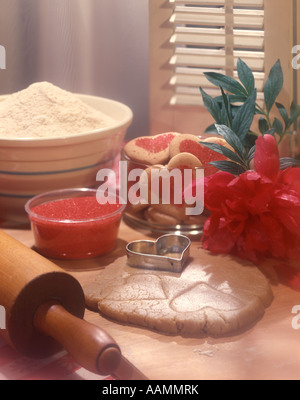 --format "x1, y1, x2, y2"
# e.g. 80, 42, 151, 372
0, 230, 147, 380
